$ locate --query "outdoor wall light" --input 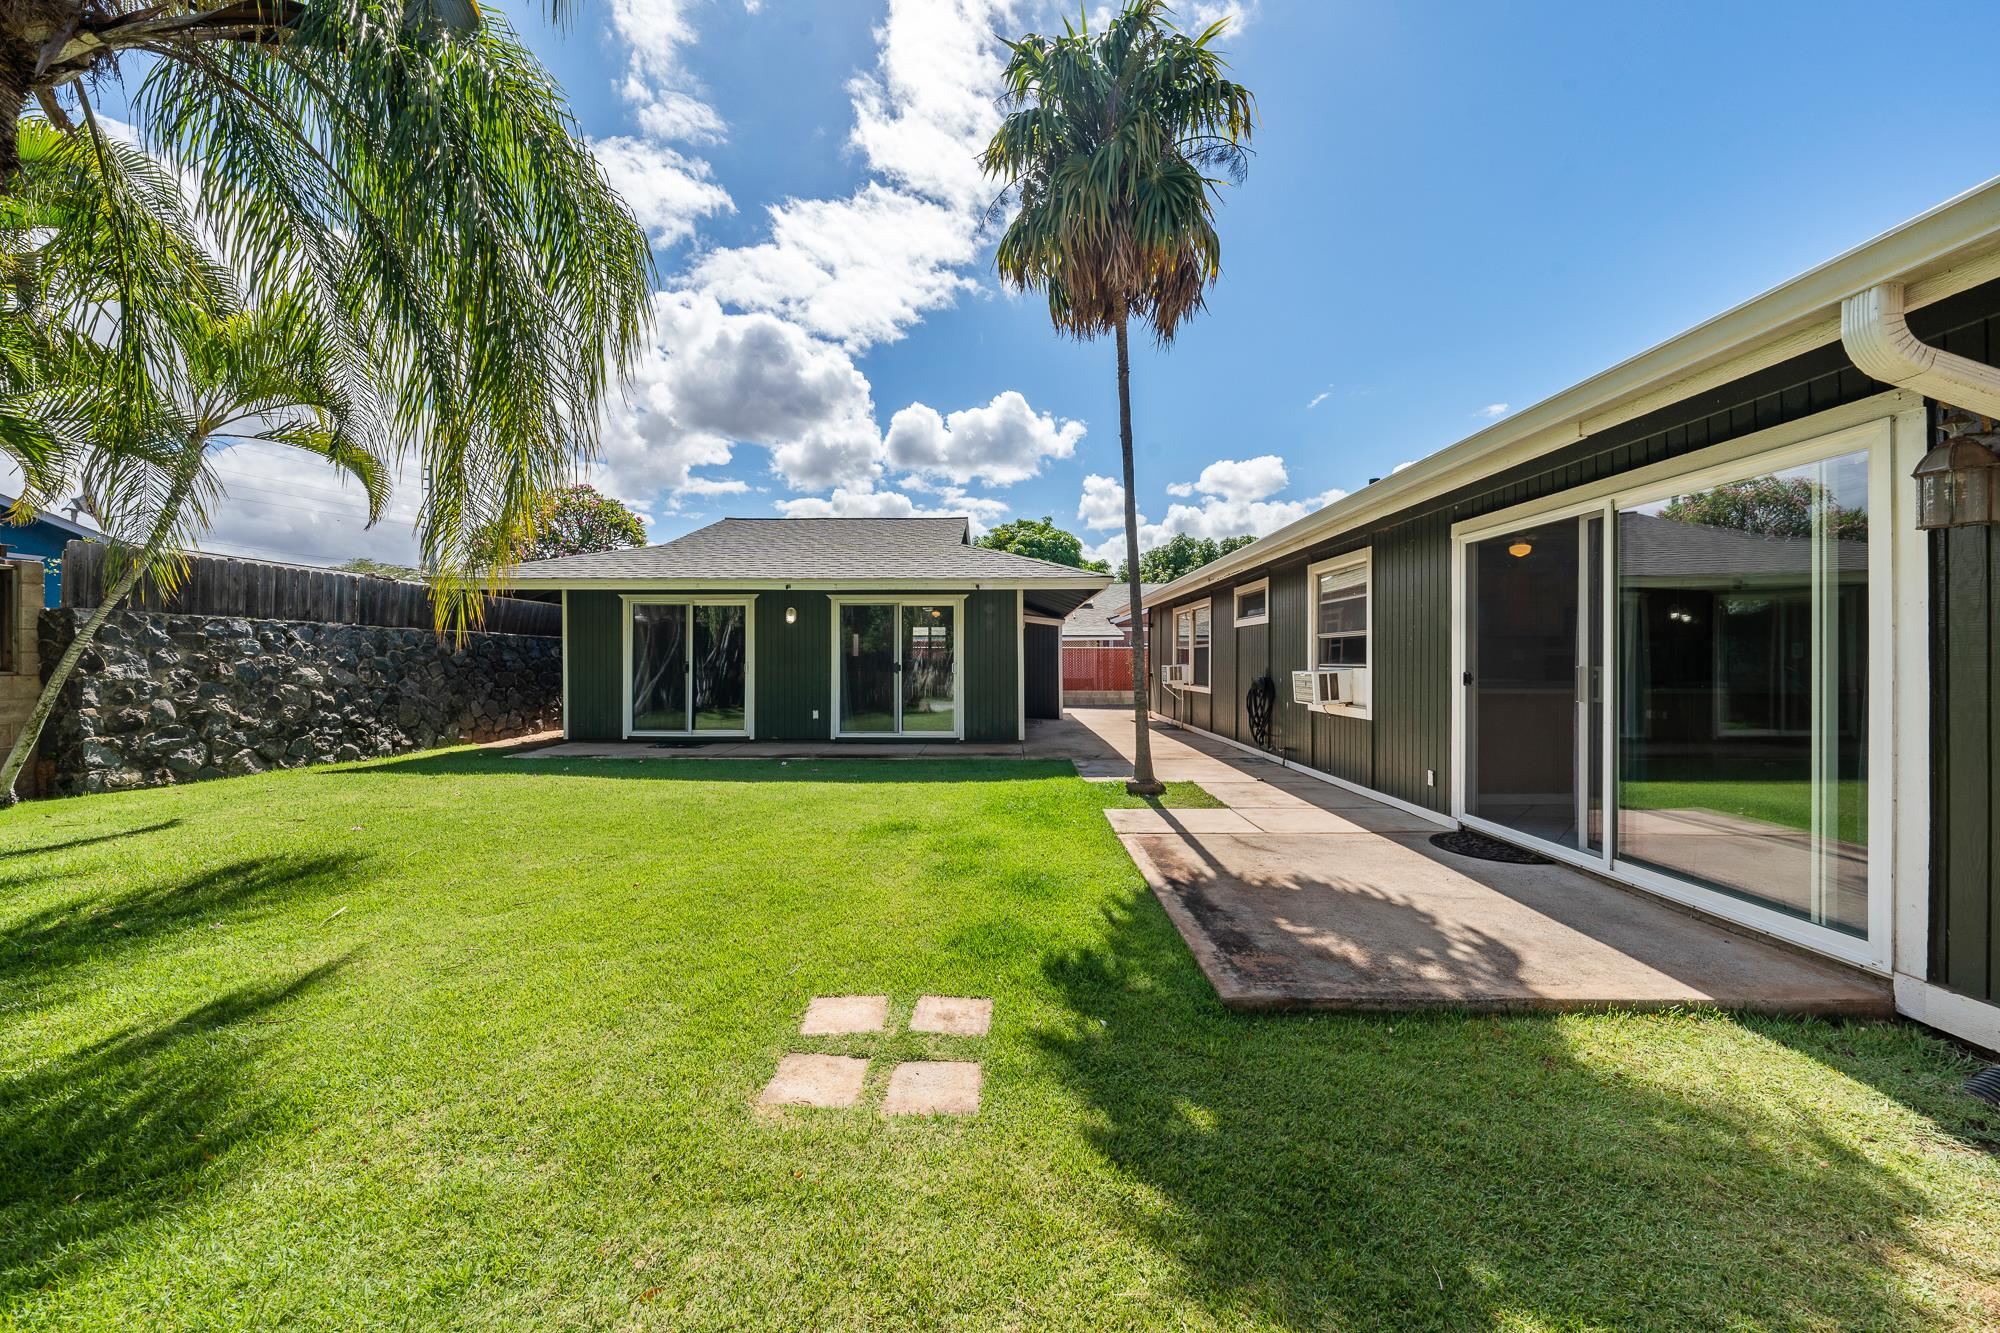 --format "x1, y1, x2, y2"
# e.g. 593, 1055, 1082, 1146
785, 606, 797, 625
1508, 540, 1533, 558
1913, 433, 2000, 529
